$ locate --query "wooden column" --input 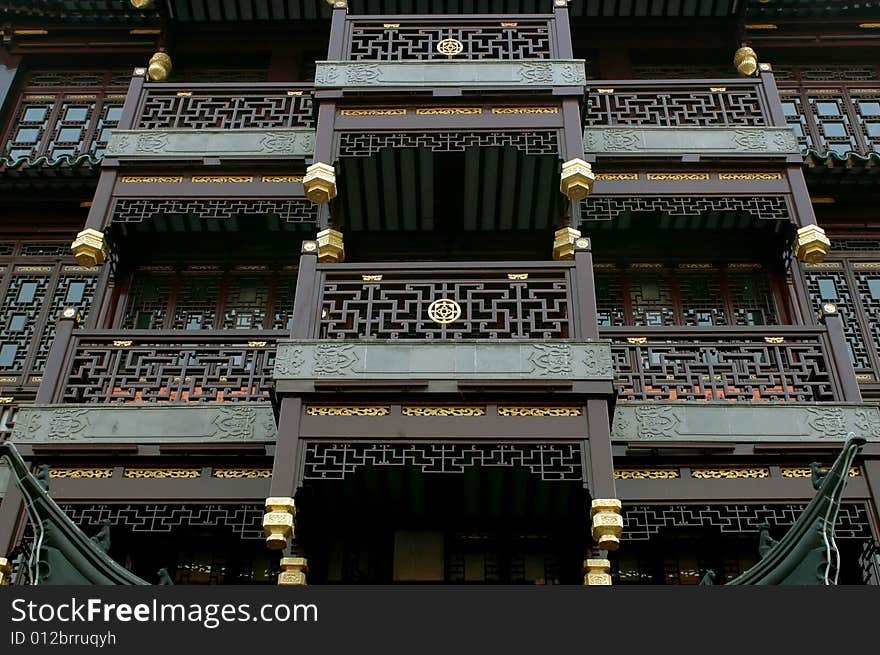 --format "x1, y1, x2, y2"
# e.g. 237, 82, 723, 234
573, 238, 599, 339
586, 399, 616, 499
35, 309, 79, 404
327, 1, 349, 61
820, 305, 862, 402
269, 397, 305, 498
290, 243, 320, 339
